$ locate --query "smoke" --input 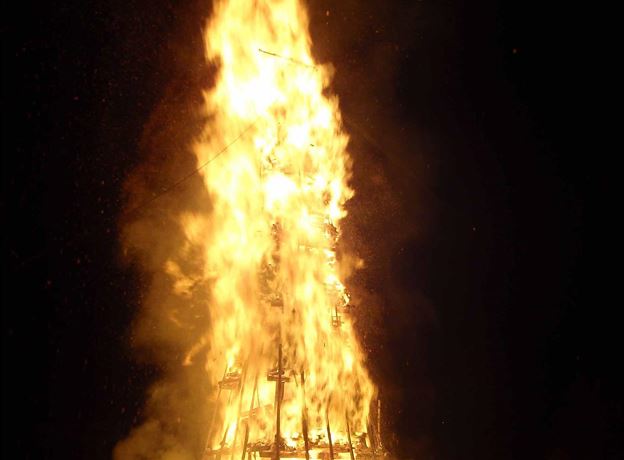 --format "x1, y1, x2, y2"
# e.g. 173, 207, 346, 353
113, 360, 215, 459
113, 5, 217, 454
114, 419, 194, 460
